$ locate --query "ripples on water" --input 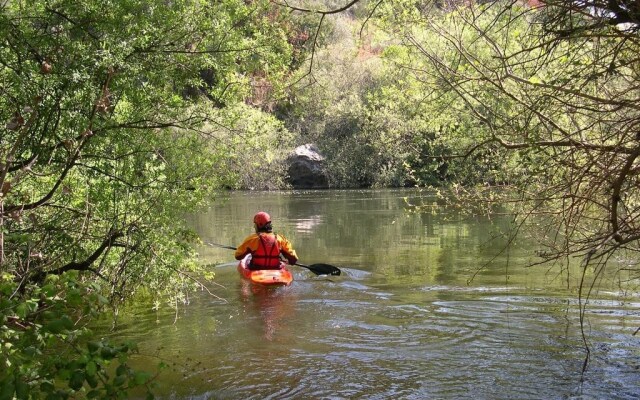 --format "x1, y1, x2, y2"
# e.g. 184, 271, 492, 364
104, 189, 640, 399
103, 267, 640, 400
